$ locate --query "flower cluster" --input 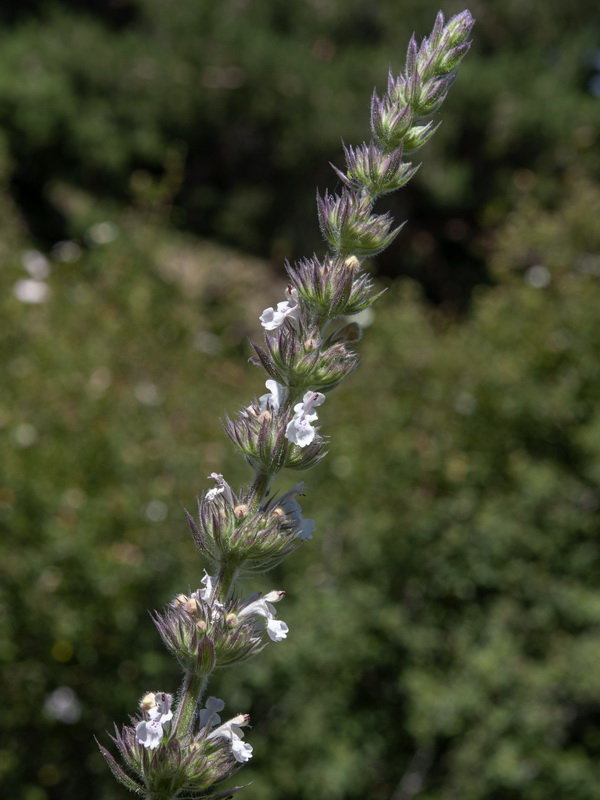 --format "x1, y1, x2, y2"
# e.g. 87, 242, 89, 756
101, 11, 473, 800
99, 694, 254, 798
